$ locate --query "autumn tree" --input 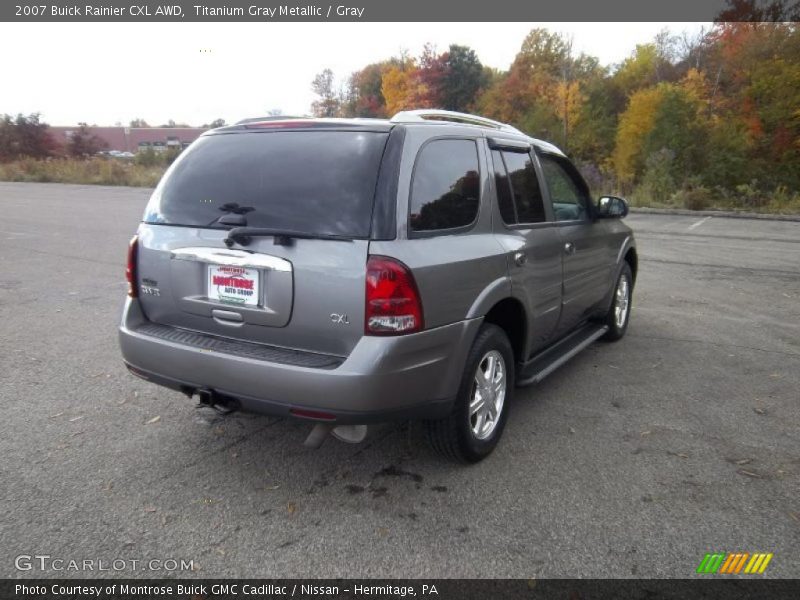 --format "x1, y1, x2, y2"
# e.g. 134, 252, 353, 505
346, 62, 389, 117
0, 113, 58, 161
311, 18, 800, 207
67, 123, 107, 157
